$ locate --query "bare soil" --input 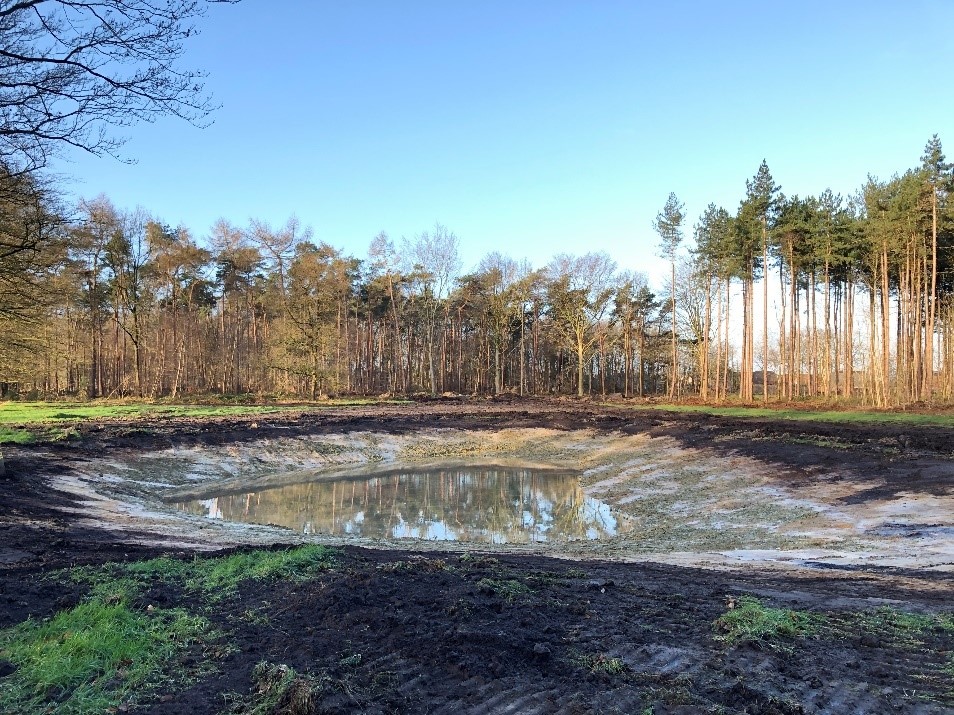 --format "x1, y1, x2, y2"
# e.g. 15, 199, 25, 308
1, 398, 953, 714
